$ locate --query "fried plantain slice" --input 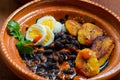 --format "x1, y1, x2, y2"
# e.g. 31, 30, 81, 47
78, 23, 103, 46
75, 48, 100, 77
91, 36, 114, 66
65, 20, 81, 36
